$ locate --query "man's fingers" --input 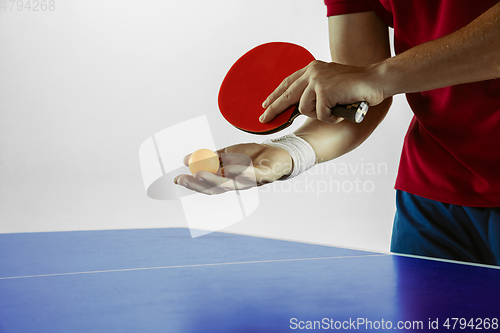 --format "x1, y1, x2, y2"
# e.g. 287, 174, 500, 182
262, 68, 306, 109
316, 97, 341, 124
173, 174, 189, 185
223, 165, 258, 185
260, 76, 308, 123
260, 87, 298, 123
176, 174, 231, 195
298, 86, 318, 118
219, 152, 251, 167
176, 174, 225, 195
177, 169, 258, 195
194, 170, 236, 188
260, 67, 309, 123
182, 154, 191, 166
